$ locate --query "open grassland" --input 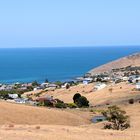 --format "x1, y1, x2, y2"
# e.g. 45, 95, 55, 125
0, 81, 140, 139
